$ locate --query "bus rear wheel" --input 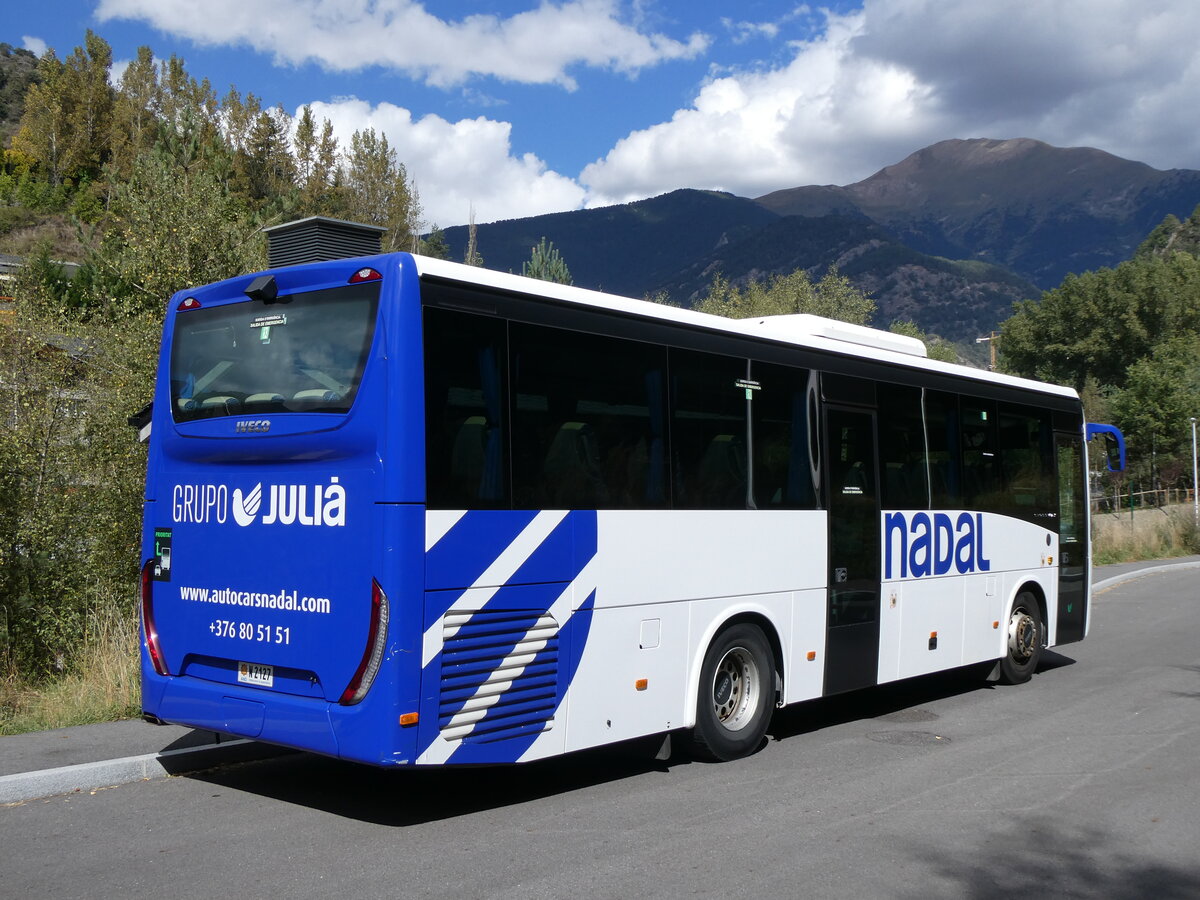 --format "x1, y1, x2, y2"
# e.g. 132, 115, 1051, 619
998, 592, 1043, 685
688, 623, 774, 761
